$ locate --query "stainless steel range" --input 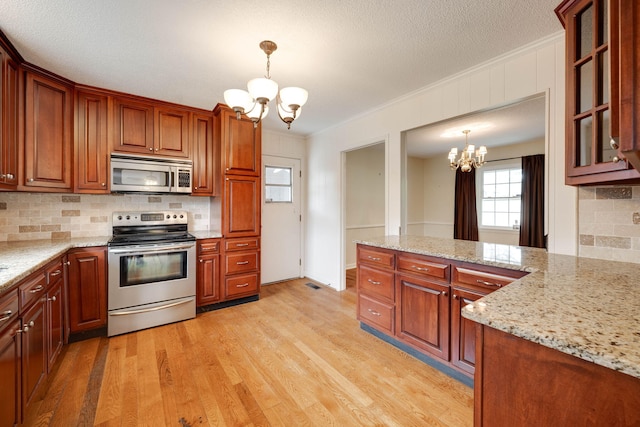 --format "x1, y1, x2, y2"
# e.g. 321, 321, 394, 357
107, 211, 196, 337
